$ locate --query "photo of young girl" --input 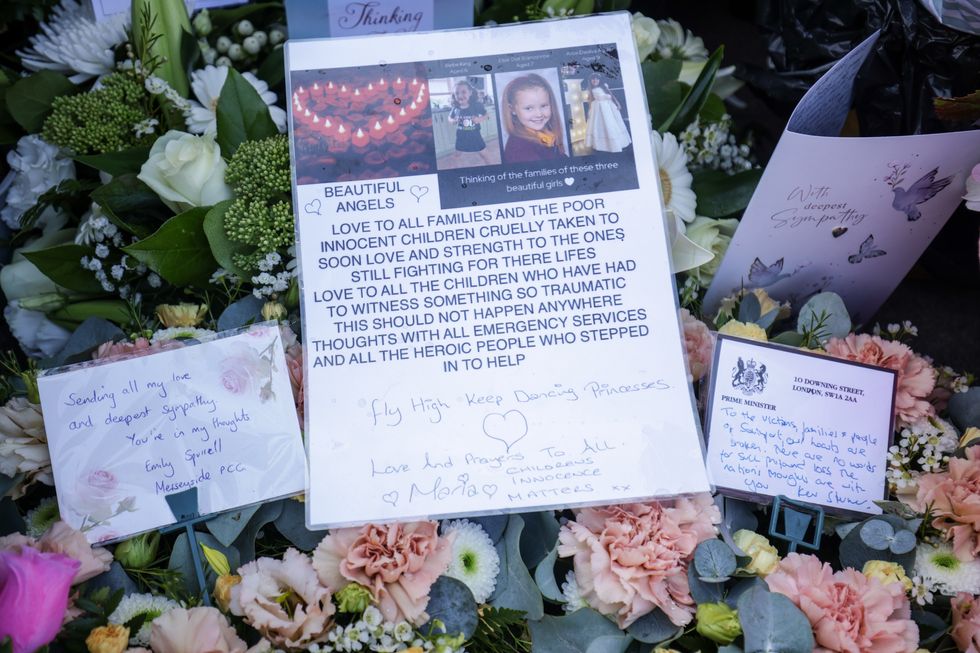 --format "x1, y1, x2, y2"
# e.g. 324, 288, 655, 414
497, 70, 569, 163
432, 75, 501, 170
584, 73, 631, 153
